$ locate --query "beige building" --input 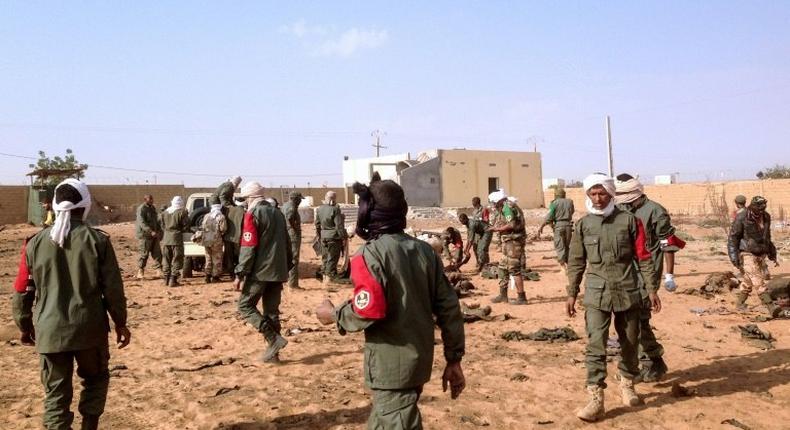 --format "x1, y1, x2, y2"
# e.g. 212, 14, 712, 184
400, 149, 544, 208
